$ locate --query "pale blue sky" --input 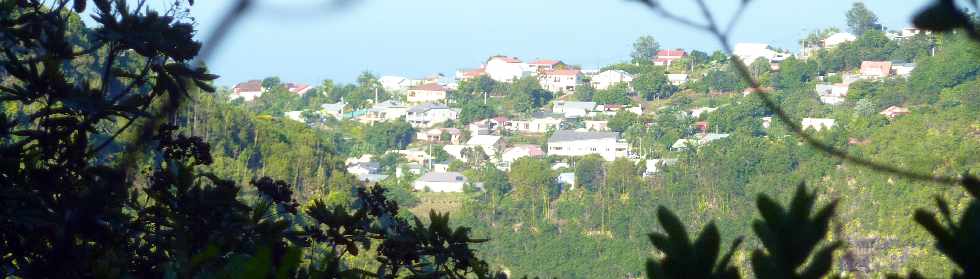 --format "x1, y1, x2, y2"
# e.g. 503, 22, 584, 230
179, 0, 935, 86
